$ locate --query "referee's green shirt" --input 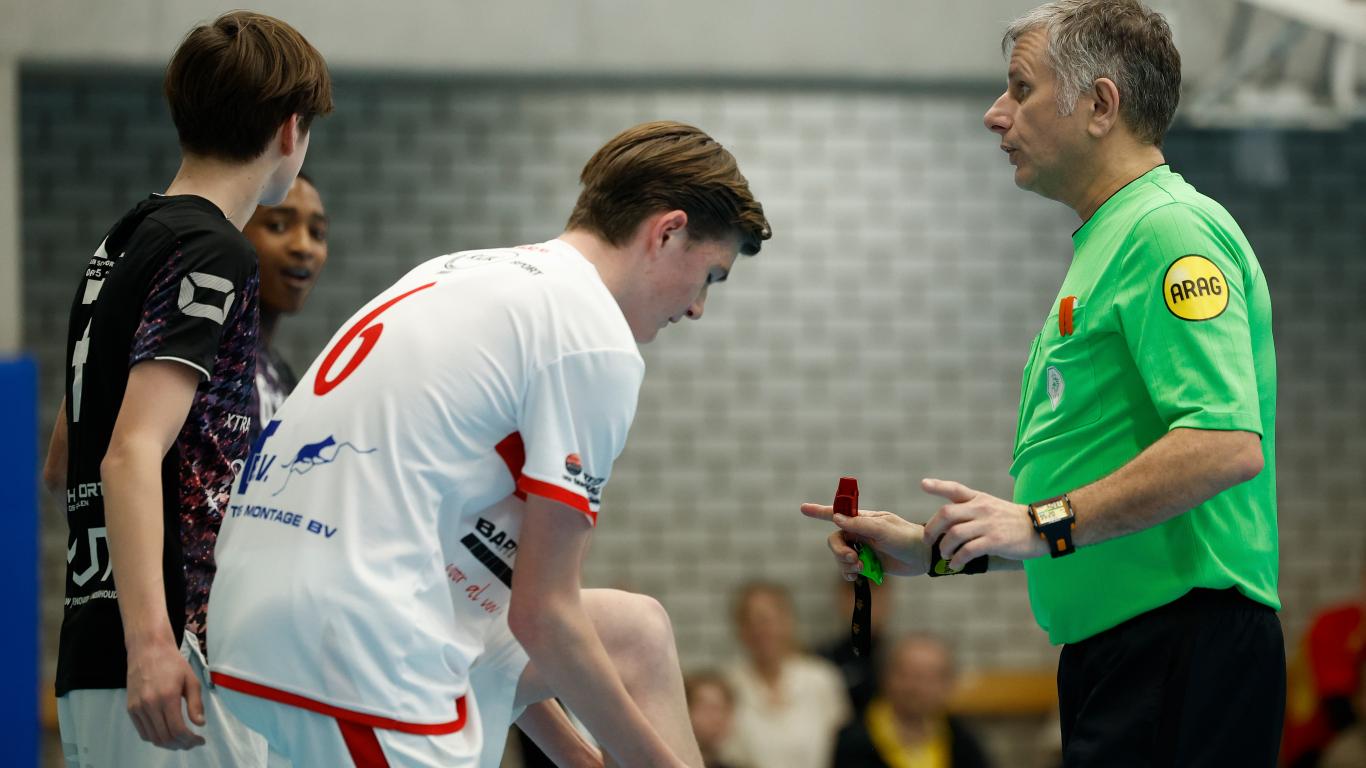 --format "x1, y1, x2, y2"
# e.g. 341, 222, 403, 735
1012, 164, 1278, 645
